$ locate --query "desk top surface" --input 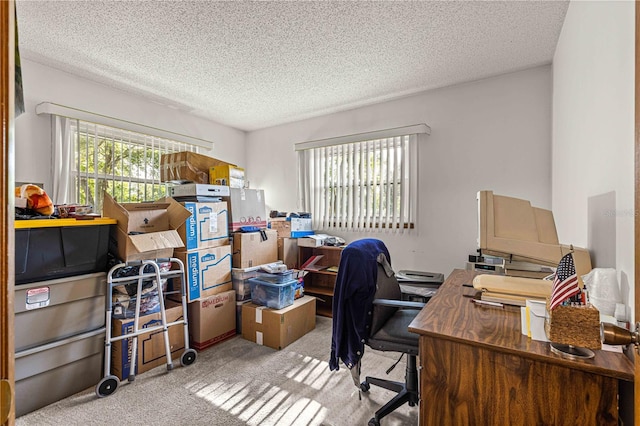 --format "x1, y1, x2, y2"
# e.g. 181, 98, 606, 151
408, 269, 634, 382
